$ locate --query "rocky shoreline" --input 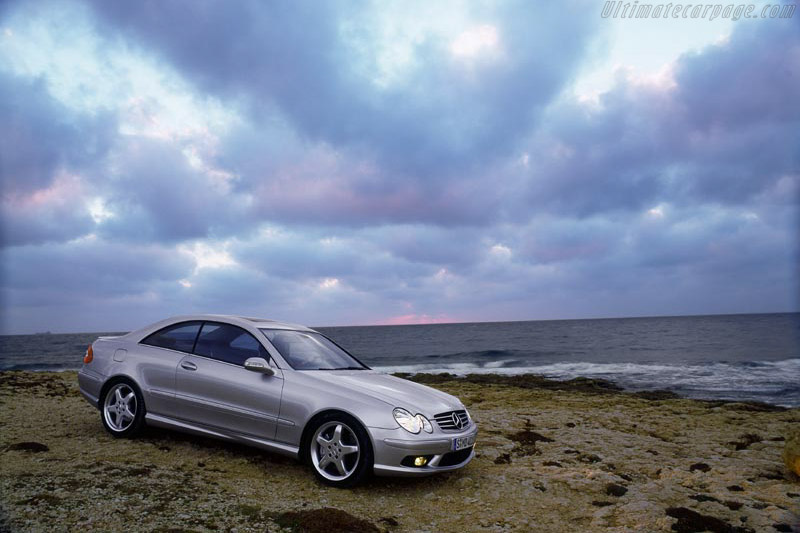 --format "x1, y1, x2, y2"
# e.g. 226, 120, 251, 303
0, 370, 798, 532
